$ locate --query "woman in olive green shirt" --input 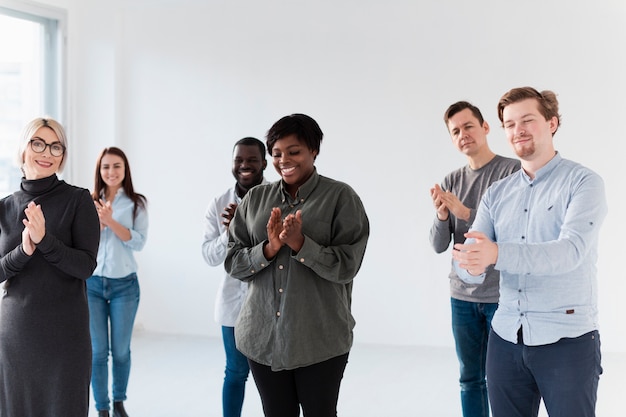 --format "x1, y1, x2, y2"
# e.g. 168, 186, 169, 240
225, 113, 369, 417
